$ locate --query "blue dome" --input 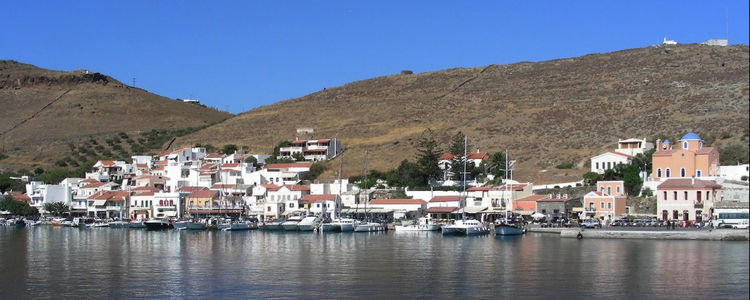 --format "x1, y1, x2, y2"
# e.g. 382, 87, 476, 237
680, 132, 701, 141
663, 139, 670, 144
